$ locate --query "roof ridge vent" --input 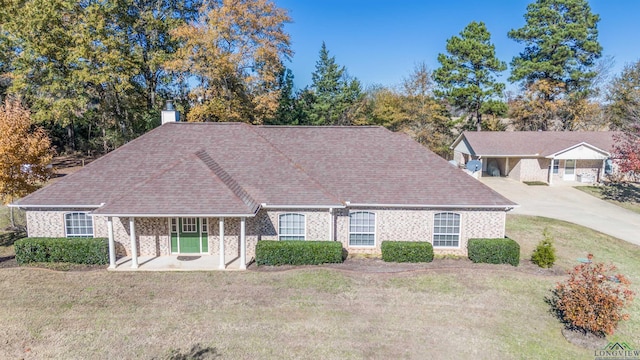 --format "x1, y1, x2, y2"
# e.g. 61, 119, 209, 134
195, 150, 259, 212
